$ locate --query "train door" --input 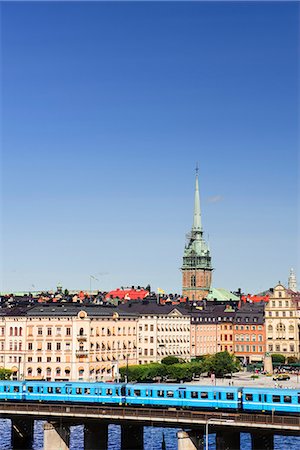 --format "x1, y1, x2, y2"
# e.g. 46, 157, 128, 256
120, 384, 126, 405
178, 387, 186, 408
